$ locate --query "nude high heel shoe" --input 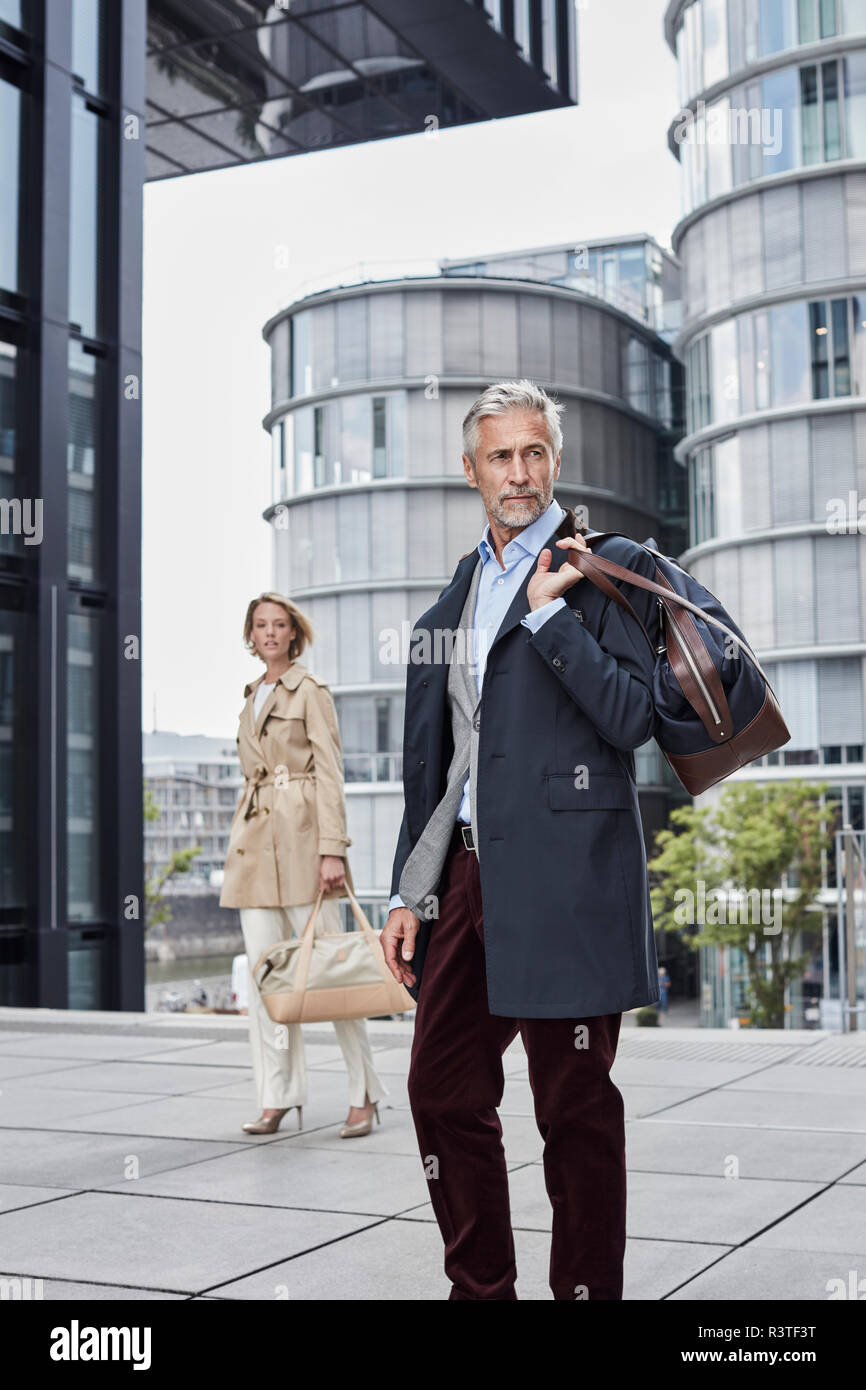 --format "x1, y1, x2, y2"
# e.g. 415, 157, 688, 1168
242, 1106, 303, 1135
340, 1098, 380, 1139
